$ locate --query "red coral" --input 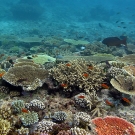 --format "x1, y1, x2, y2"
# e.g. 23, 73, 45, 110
92, 116, 135, 135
